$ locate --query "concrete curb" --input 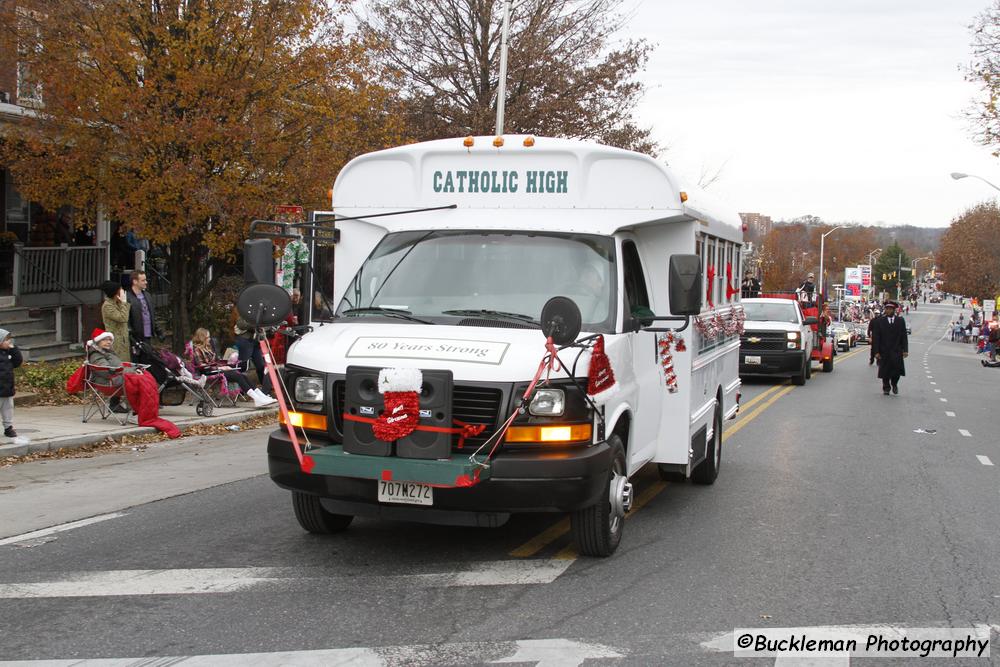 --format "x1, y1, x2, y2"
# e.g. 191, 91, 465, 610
0, 407, 278, 458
